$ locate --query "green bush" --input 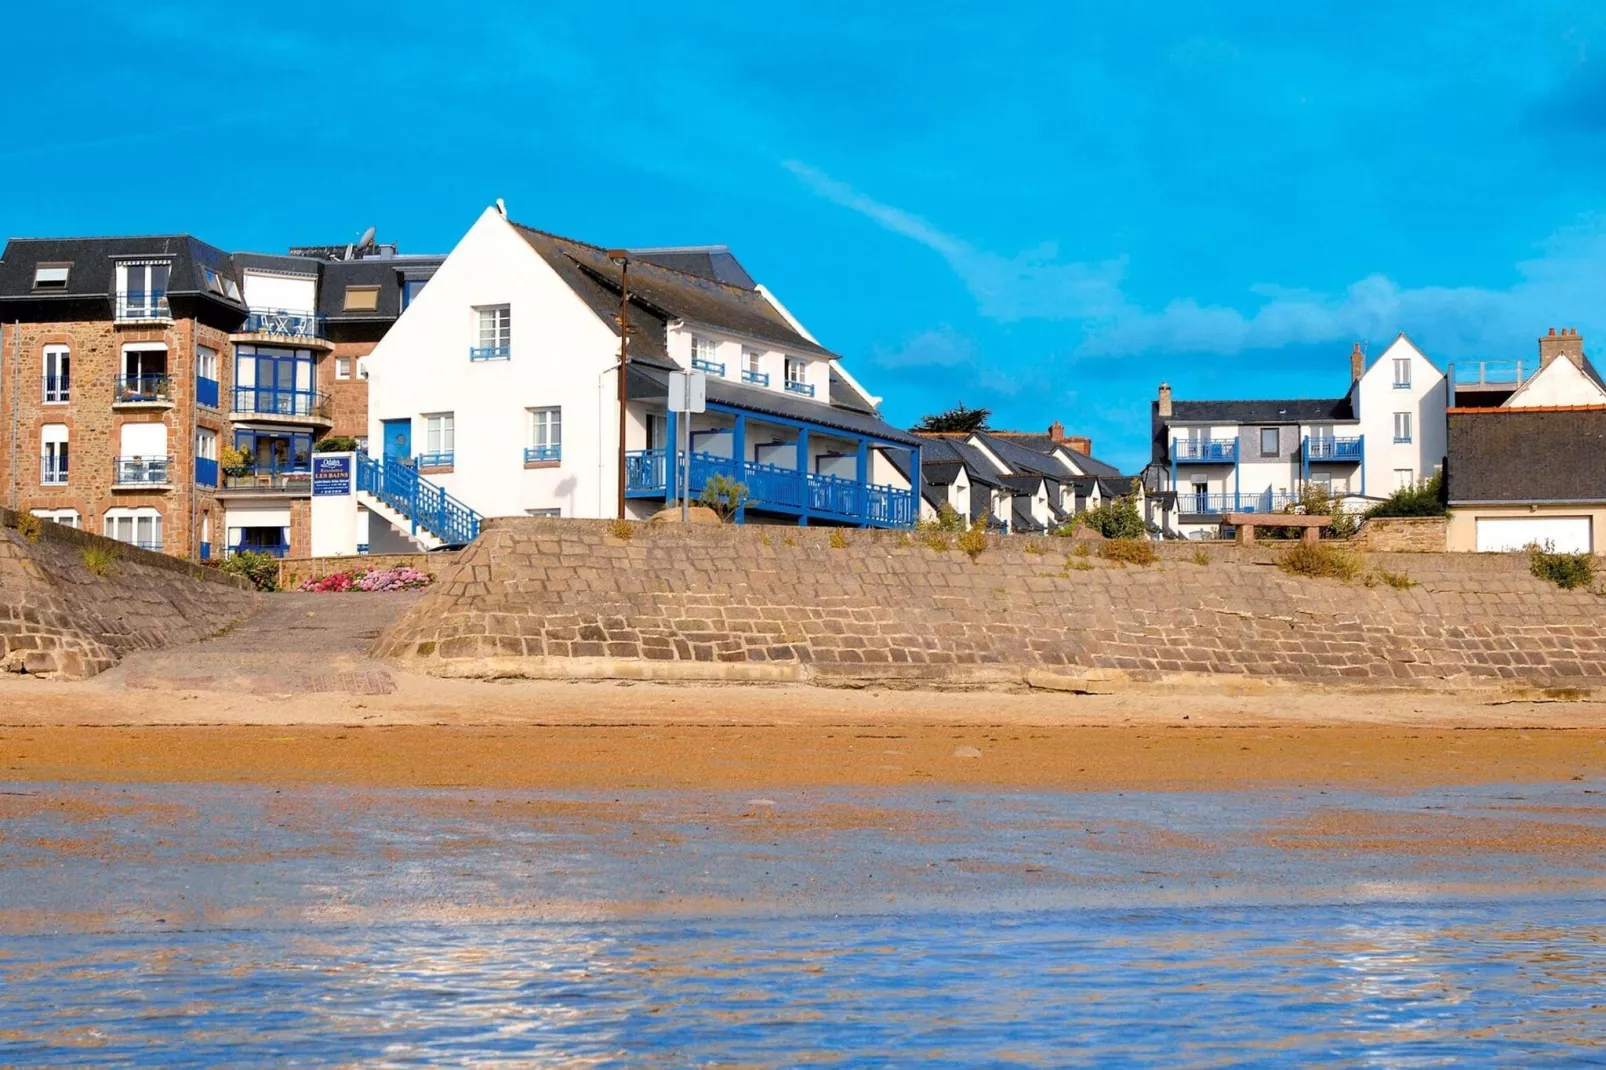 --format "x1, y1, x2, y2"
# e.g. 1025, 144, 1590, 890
916, 503, 967, 533
220, 550, 280, 591
1277, 542, 1363, 581
1366, 472, 1448, 518
1283, 483, 1359, 538
315, 435, 360, 453
957, 523, 988, 561
698, 474, 749, 522
1528, 543, 1595, 589
1066, 479, 1146, 539
1099, 537, 1157, 567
